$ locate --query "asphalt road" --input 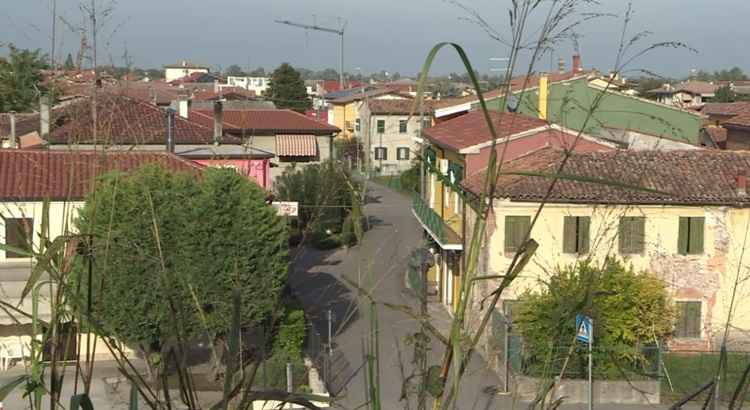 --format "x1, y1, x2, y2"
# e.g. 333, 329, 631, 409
288, 181, 503, 410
